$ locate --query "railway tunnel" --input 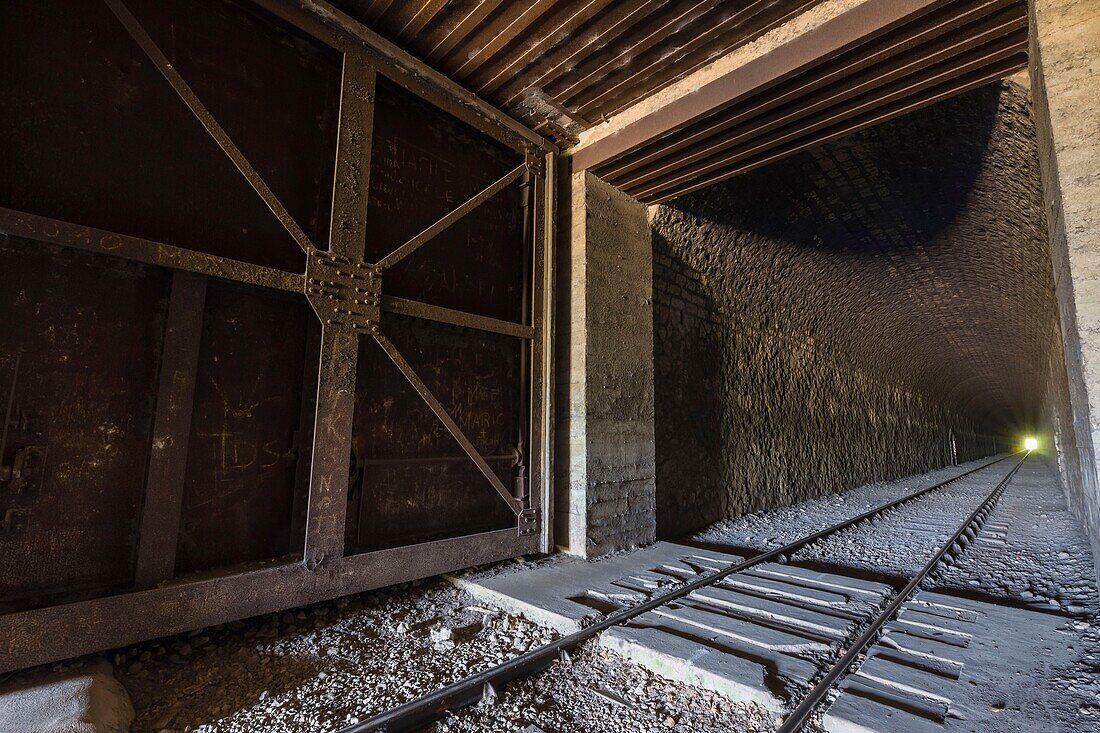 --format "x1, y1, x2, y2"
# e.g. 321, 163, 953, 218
0, 0, 1098, 731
